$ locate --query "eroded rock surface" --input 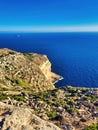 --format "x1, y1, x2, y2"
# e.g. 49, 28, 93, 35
0, 48, 97, 130
0, 48, 61, 92
0, 102, 61, 130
